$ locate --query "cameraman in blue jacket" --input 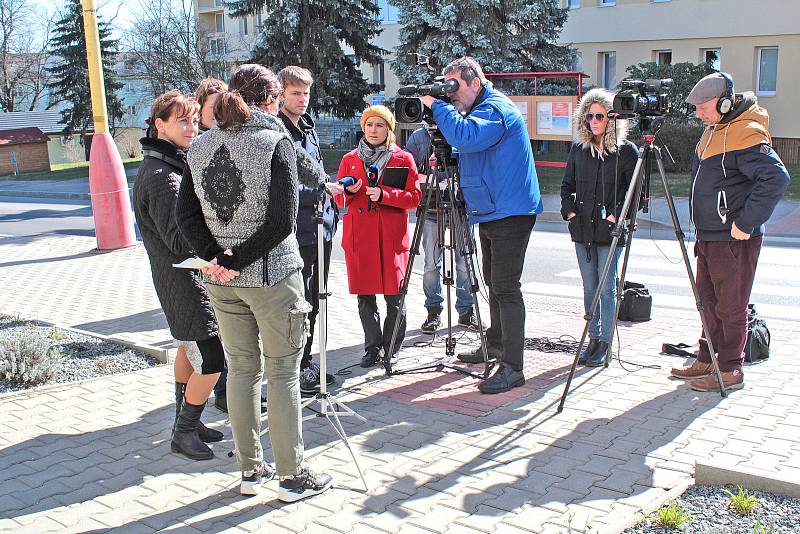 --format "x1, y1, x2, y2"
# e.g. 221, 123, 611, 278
421, 56, 542, 394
